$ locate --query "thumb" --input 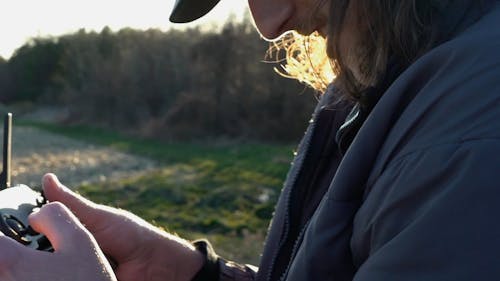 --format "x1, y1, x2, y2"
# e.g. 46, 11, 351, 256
42, 173, 103, 229
28, 202, 94, 252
